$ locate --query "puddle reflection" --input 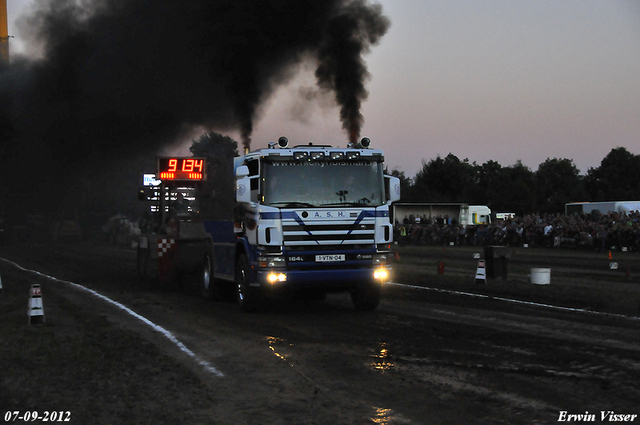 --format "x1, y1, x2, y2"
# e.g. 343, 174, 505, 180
372, 407, 414, 424
371, 341, 395, 372
372, 407, 394, 424
267, 336, 290, 361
